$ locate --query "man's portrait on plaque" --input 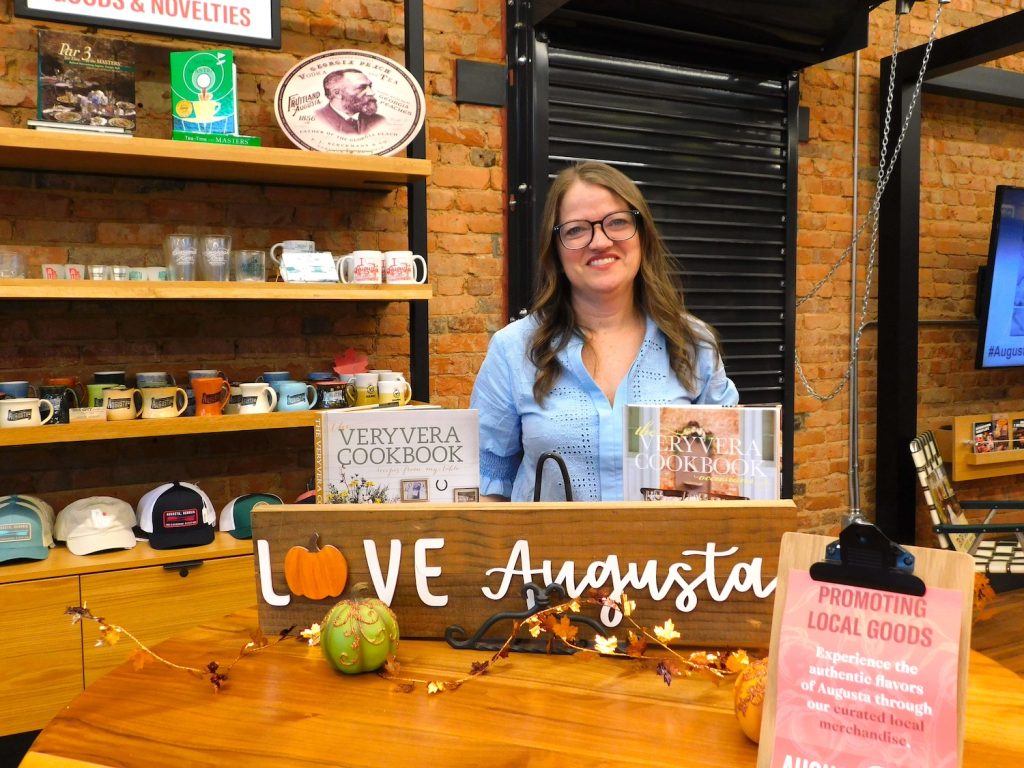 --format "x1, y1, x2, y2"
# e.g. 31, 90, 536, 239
275, 49, 425, 156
